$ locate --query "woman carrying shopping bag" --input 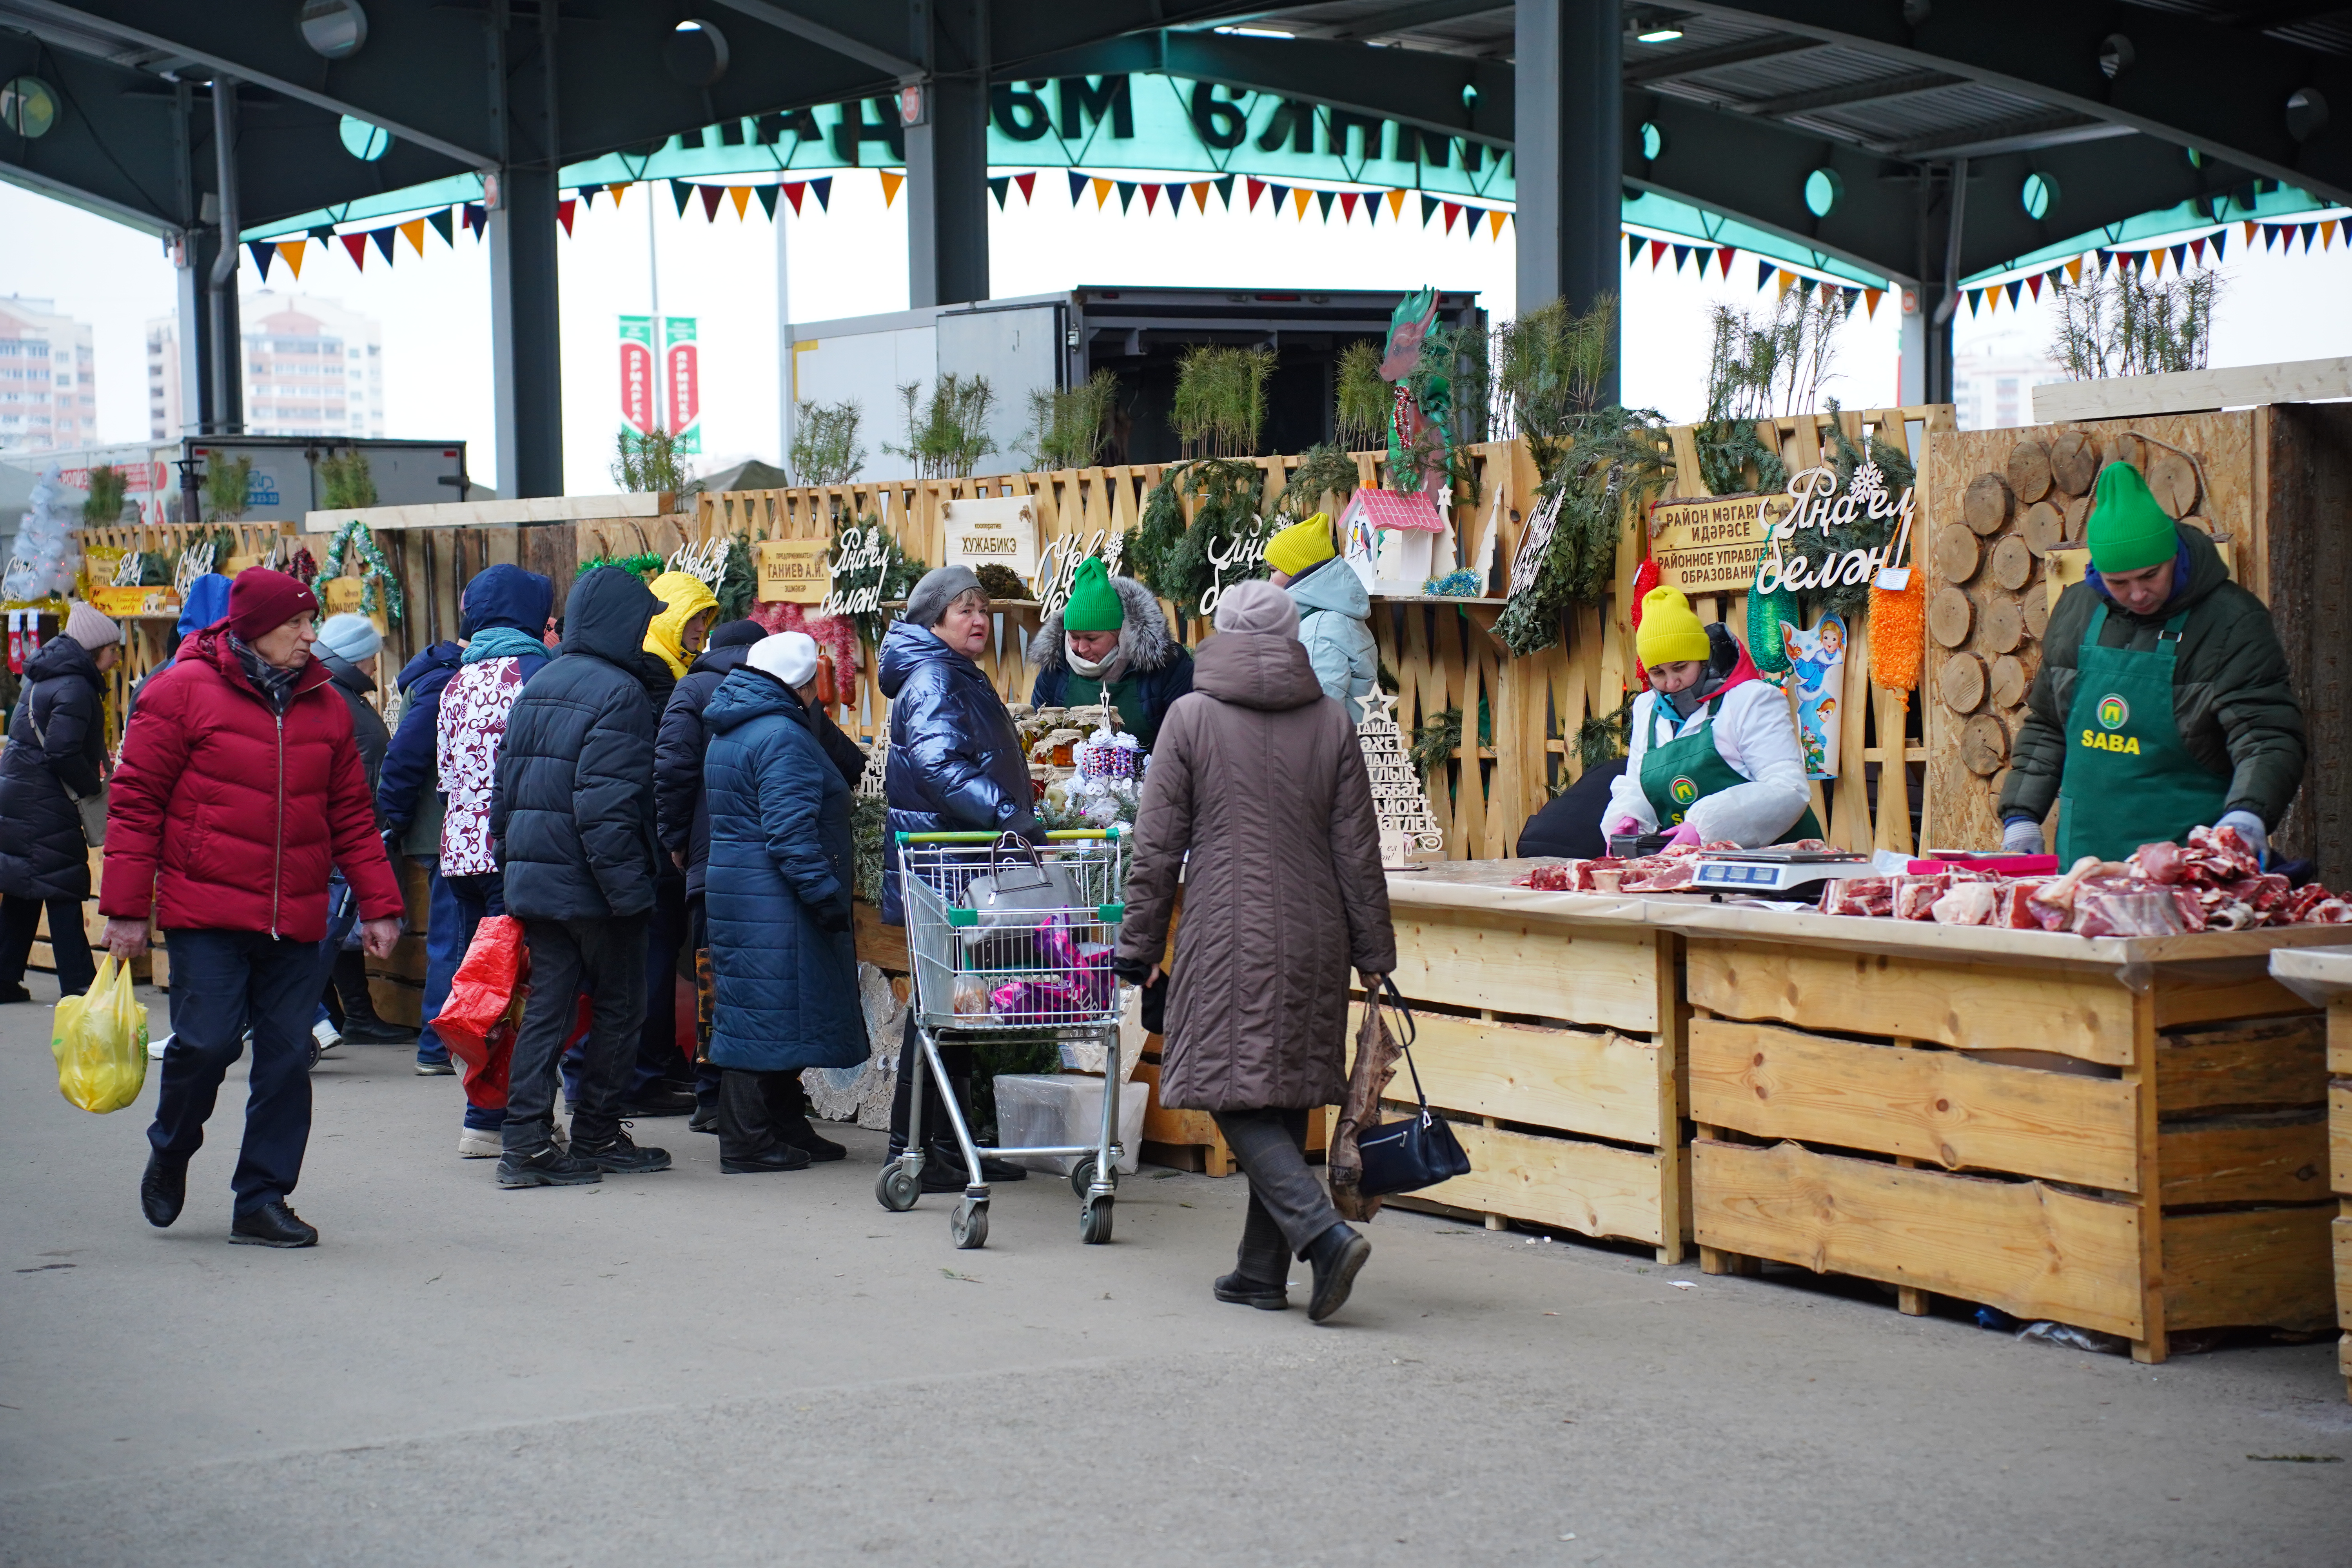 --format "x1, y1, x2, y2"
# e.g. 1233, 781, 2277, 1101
1115, 580, 1395, 1323
0, 603, 122, 1002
